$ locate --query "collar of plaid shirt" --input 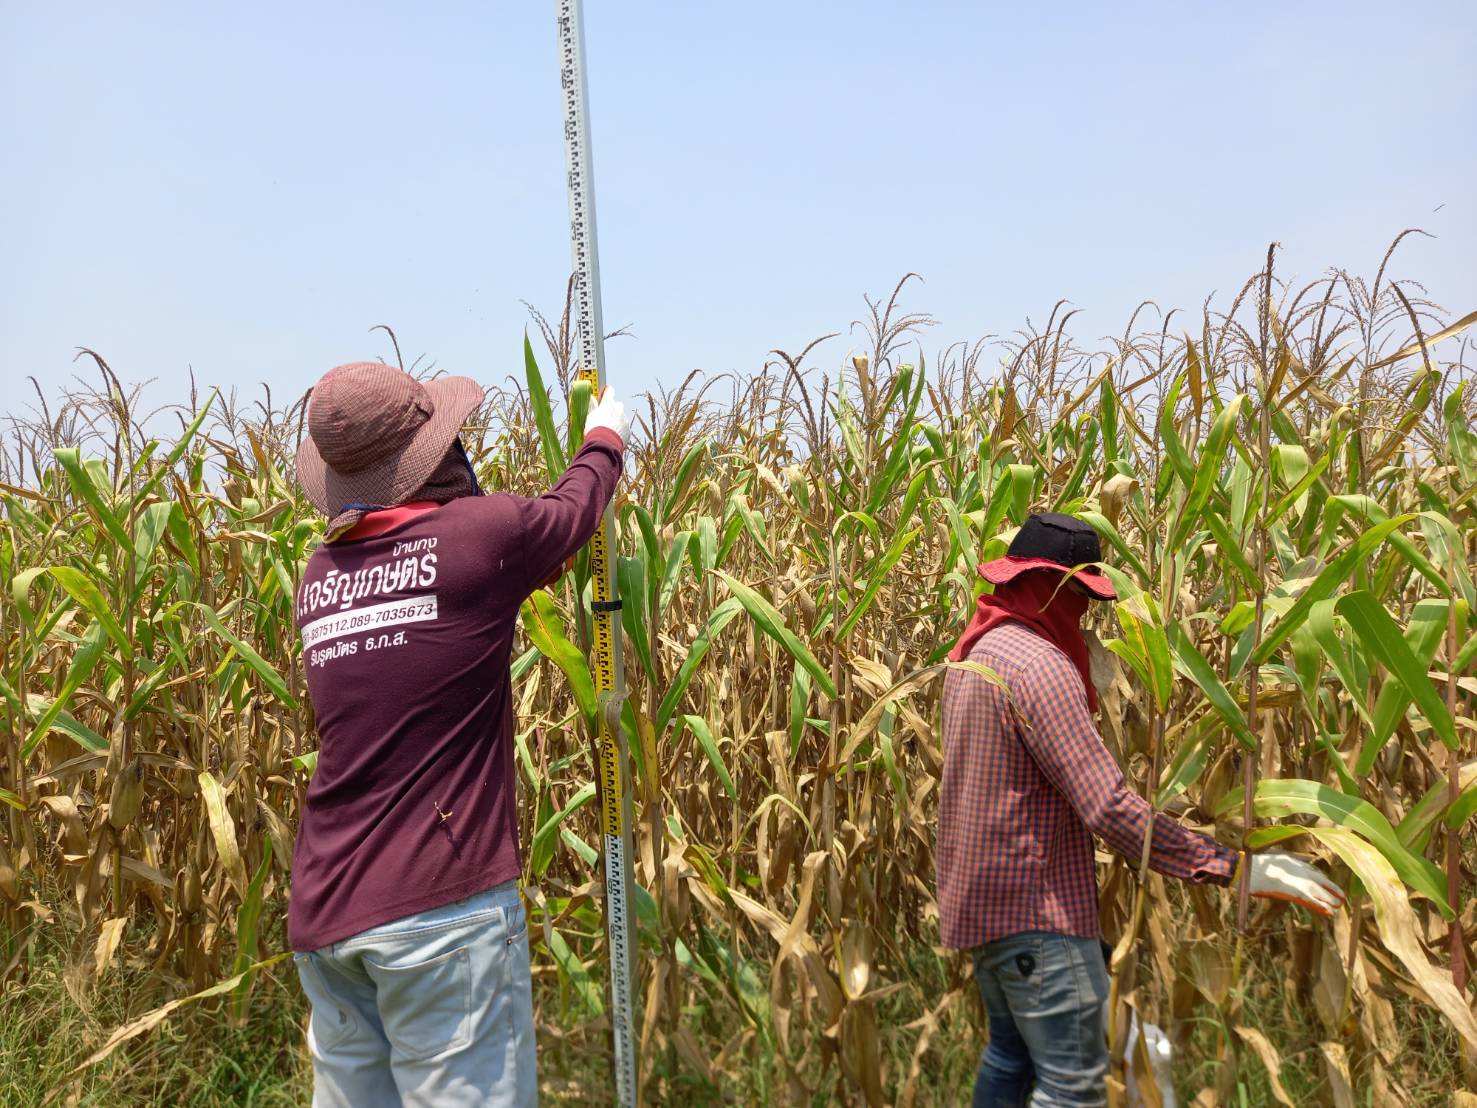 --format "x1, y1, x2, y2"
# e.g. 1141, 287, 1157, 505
948, 571, 1096, 711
